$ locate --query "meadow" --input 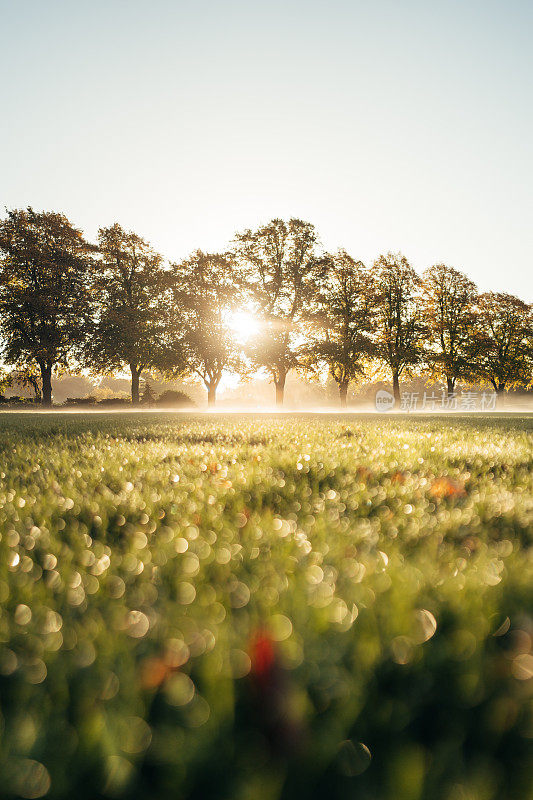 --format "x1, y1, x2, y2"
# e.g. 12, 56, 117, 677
0, 412, 531, 800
